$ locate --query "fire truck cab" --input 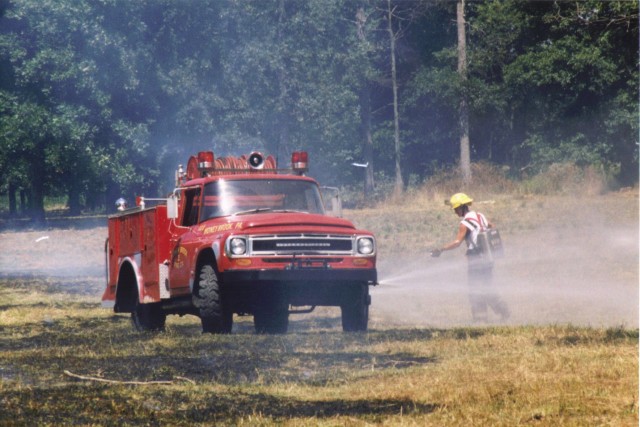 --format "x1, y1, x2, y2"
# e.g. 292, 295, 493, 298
102, 151, 377, 334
